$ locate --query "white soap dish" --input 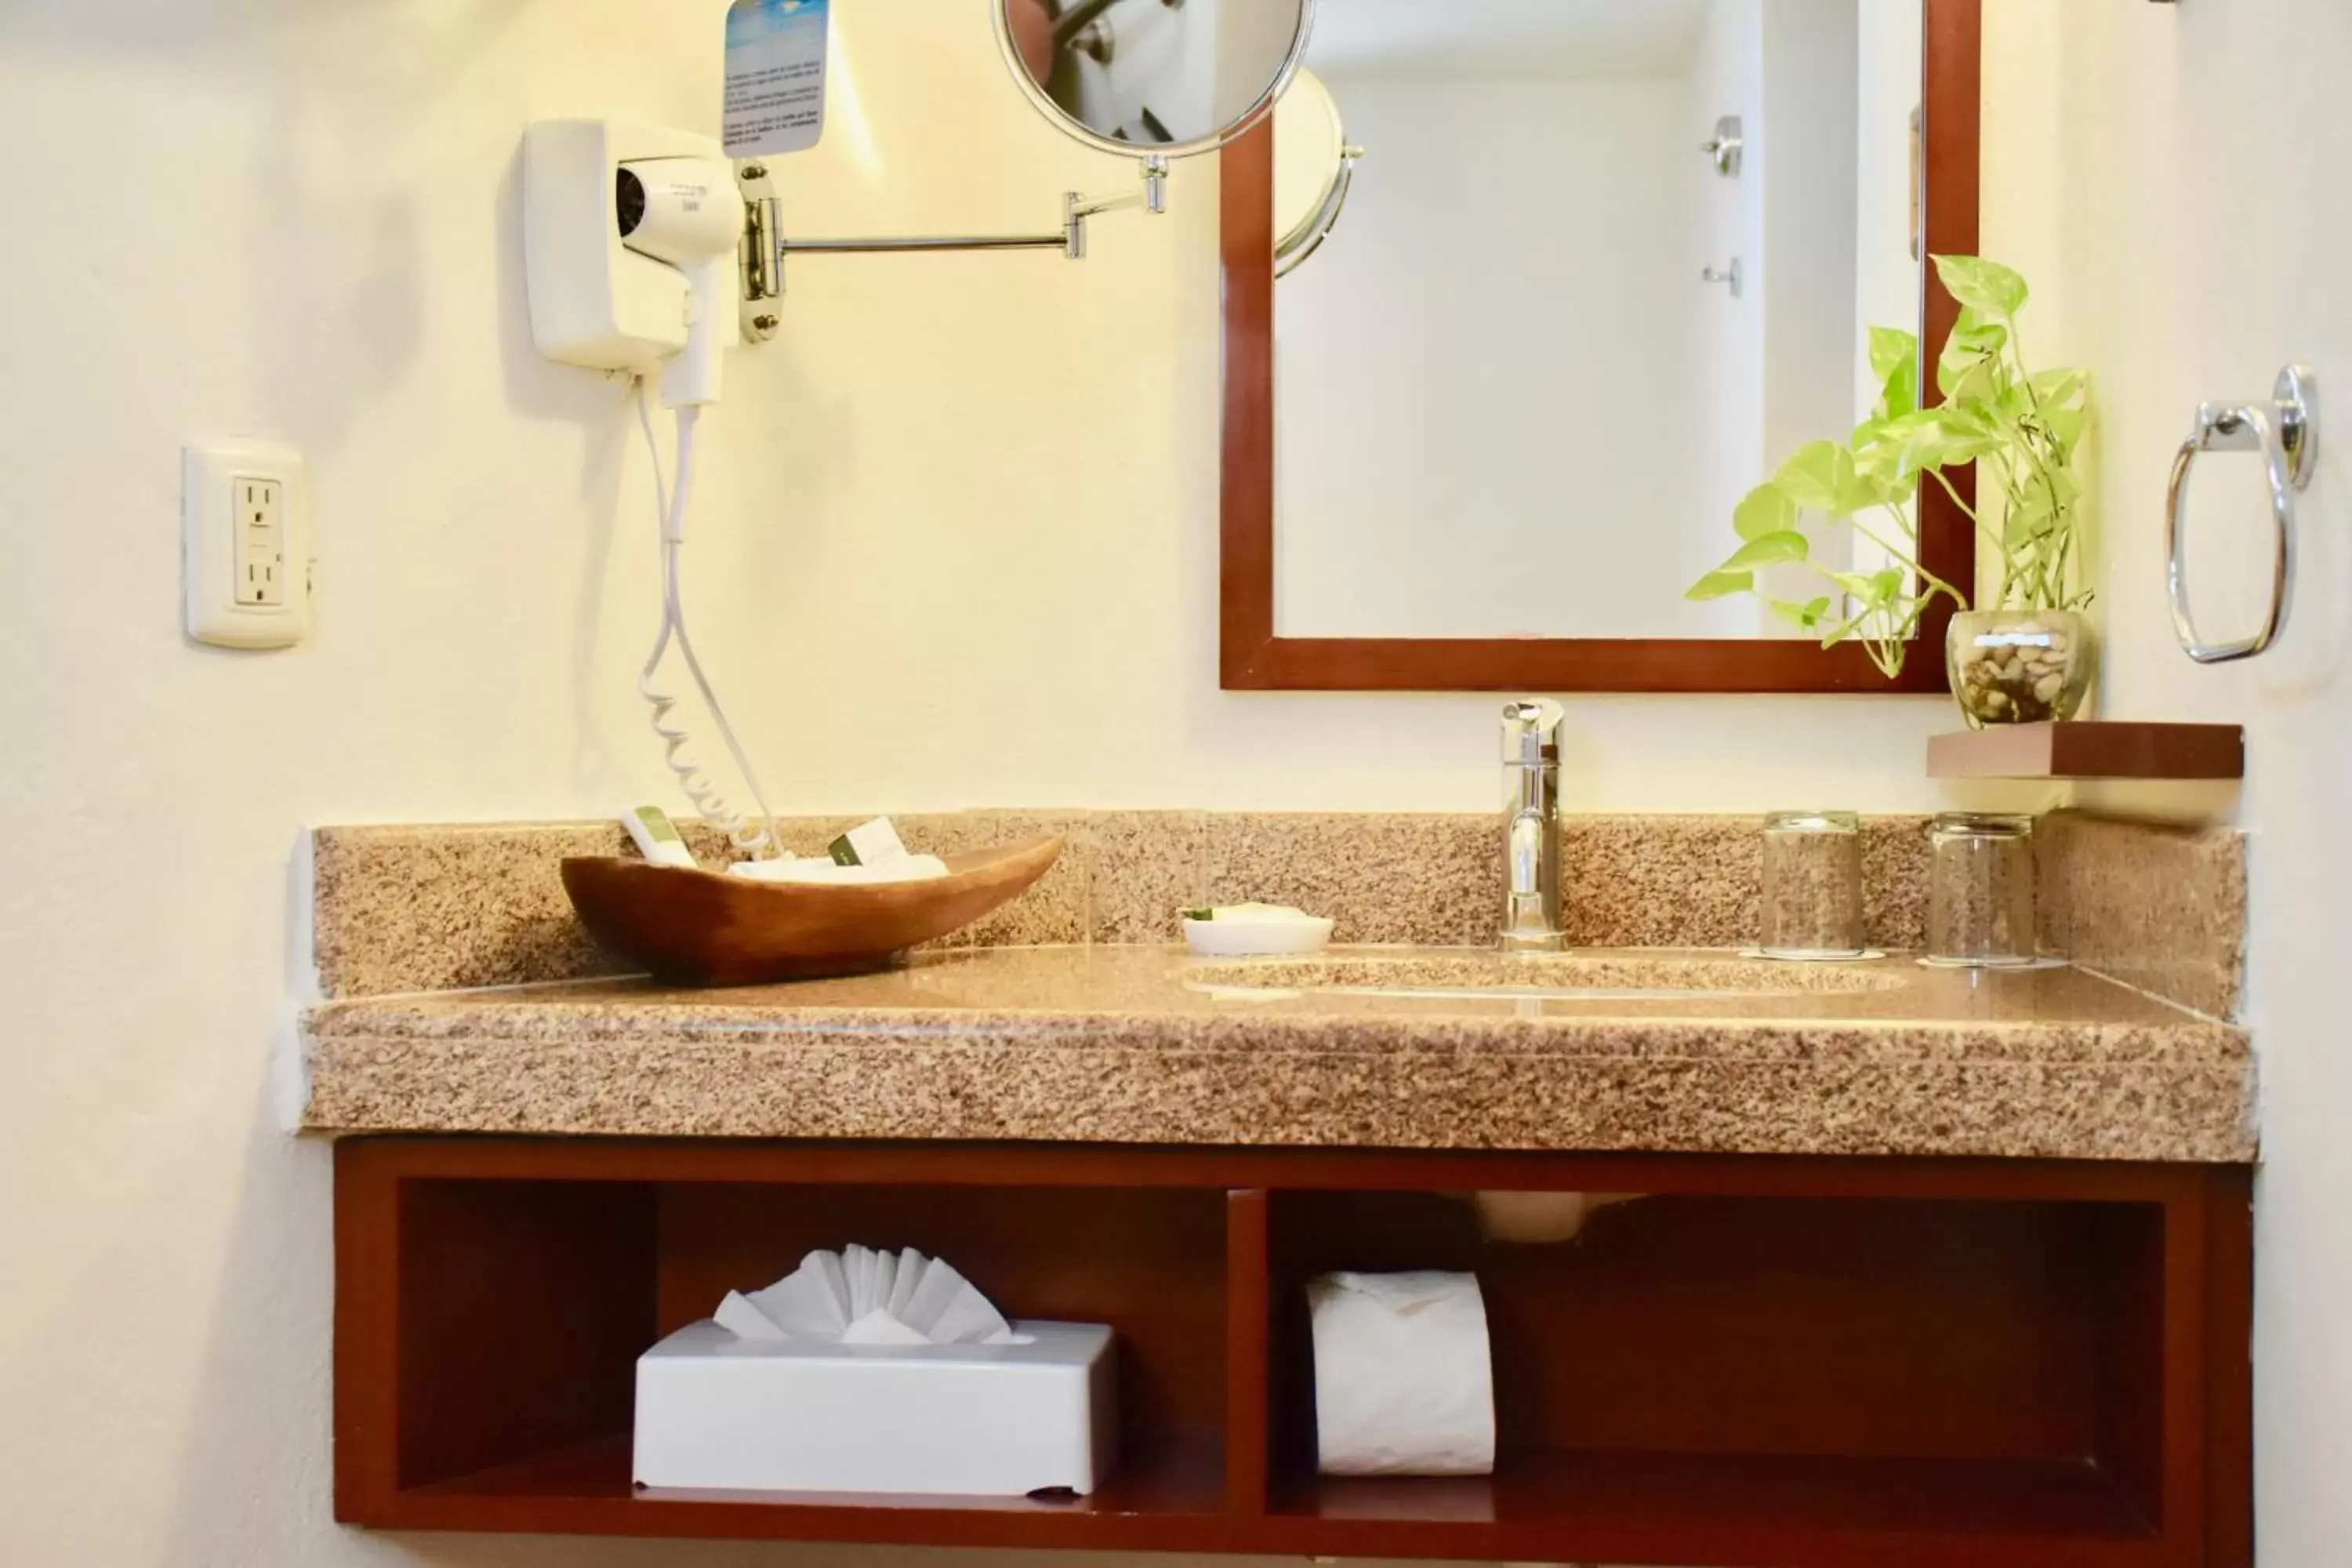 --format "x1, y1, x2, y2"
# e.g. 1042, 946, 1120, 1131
1182, 904, 1335, 958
